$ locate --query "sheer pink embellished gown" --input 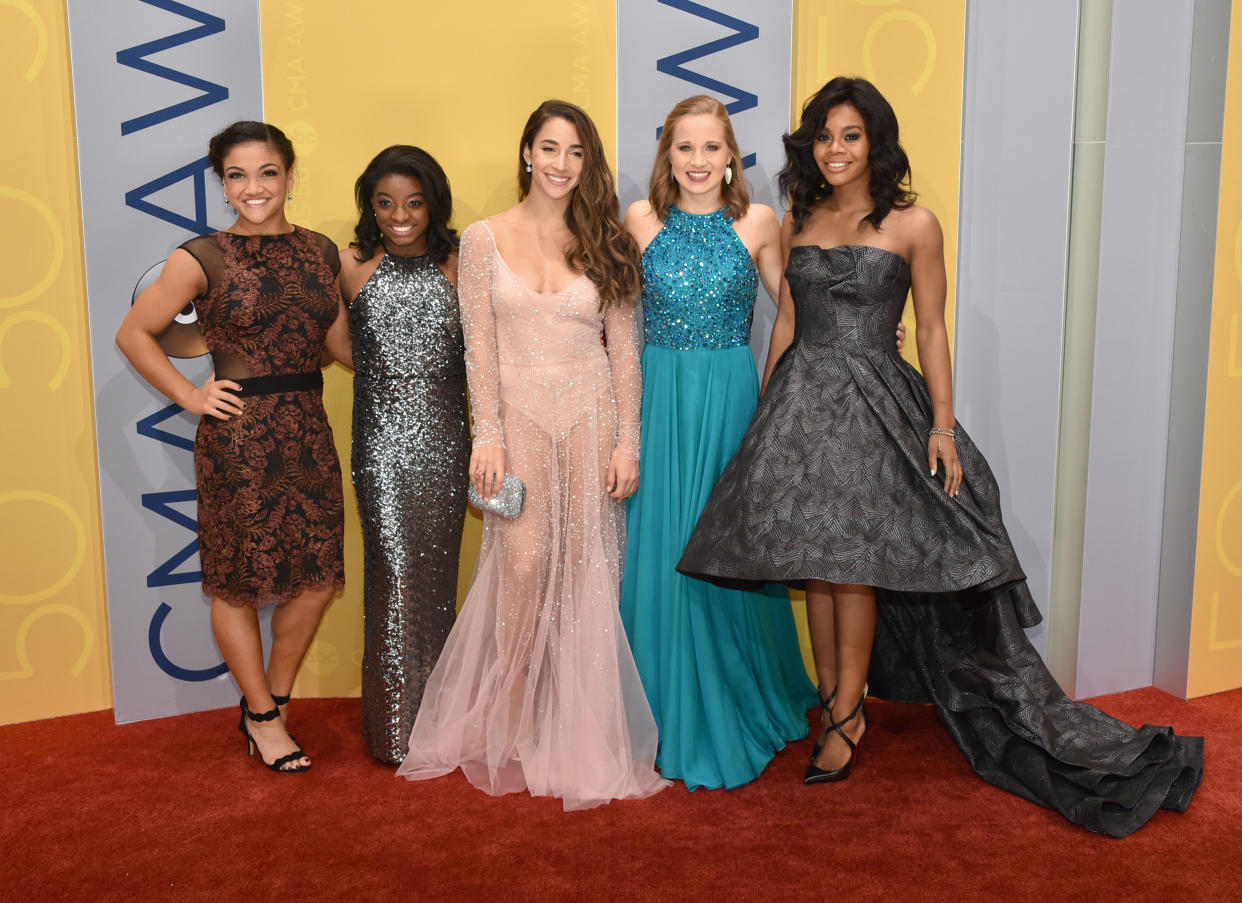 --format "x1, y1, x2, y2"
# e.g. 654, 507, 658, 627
396, 219, 669, 809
